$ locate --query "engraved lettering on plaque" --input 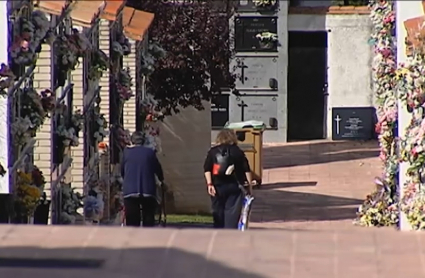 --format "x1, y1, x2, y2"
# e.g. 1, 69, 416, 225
235, 17, 278, 52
